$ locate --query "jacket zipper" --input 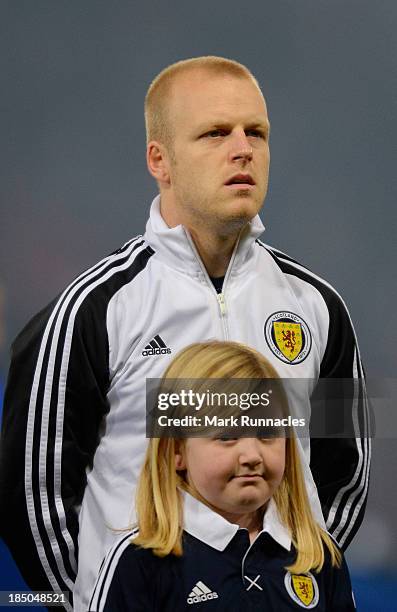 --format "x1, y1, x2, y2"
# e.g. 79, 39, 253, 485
217, 293, 226, 317
184, 230, 241, 341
